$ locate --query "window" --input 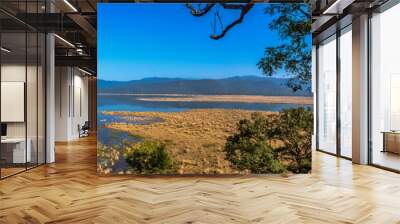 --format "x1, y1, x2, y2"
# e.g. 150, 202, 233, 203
339, 26, 352, 158
317, 35, 337, 154
0, 1, 46, 179
370, 3, 400, 171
